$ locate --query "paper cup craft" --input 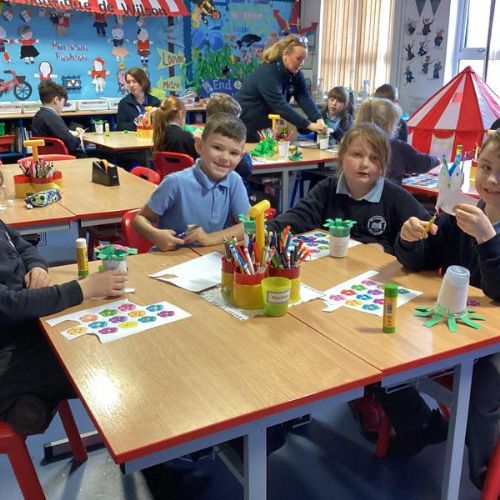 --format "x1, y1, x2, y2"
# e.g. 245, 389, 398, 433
324, 218, 357, 258
95, 244, 137, 271
414, 265, 485, 332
